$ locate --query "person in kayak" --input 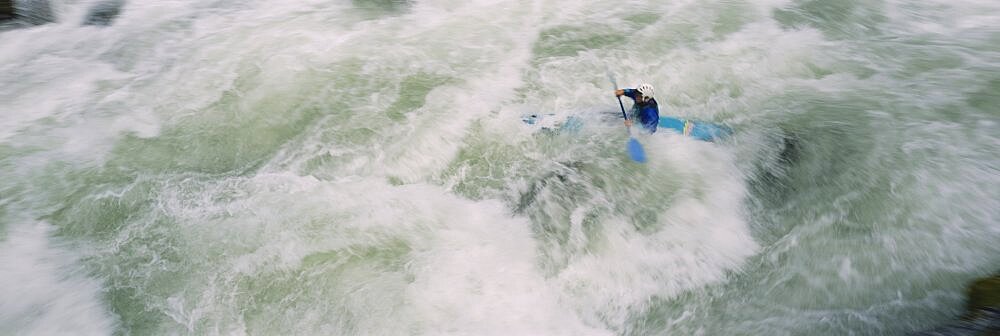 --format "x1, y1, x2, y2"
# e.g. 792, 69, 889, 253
614, 83, 659, 133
